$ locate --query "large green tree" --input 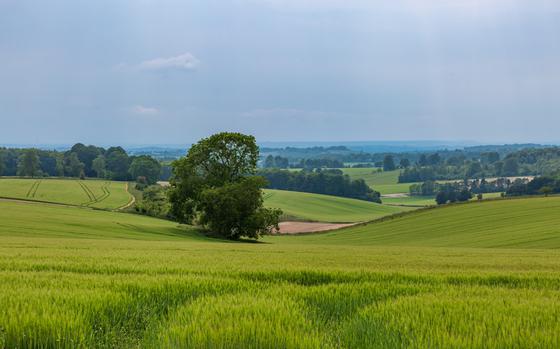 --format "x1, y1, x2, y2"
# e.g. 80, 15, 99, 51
17, 149, 40, 177
169, 132, 281, 239
129, 155, 161, 184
